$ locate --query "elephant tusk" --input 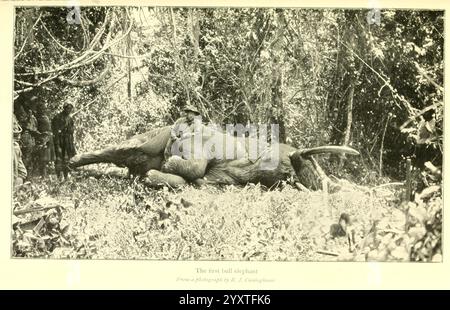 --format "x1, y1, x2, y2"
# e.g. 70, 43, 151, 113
291, 145, 360, 158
